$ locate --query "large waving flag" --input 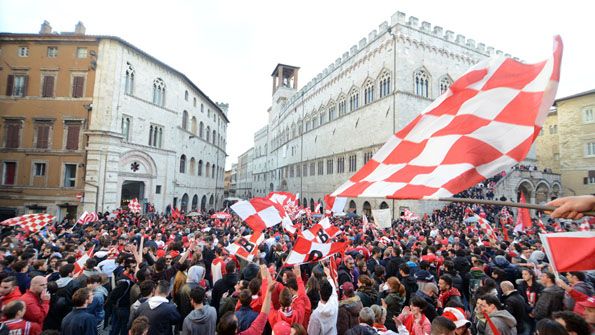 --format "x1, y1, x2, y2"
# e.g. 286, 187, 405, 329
324, 194, 347, 214
285, 237, 349, 266
231, 197, 289, 232
77, 211, 99, 225
1, 214, 55, 233
268, 192, 297, 206
128, 198, 141, 213
333, 37, 563, 199
74, 246, 95, 277
225, 232, 264, 262
299, 217, 341, 243
540, 232, 595, 272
